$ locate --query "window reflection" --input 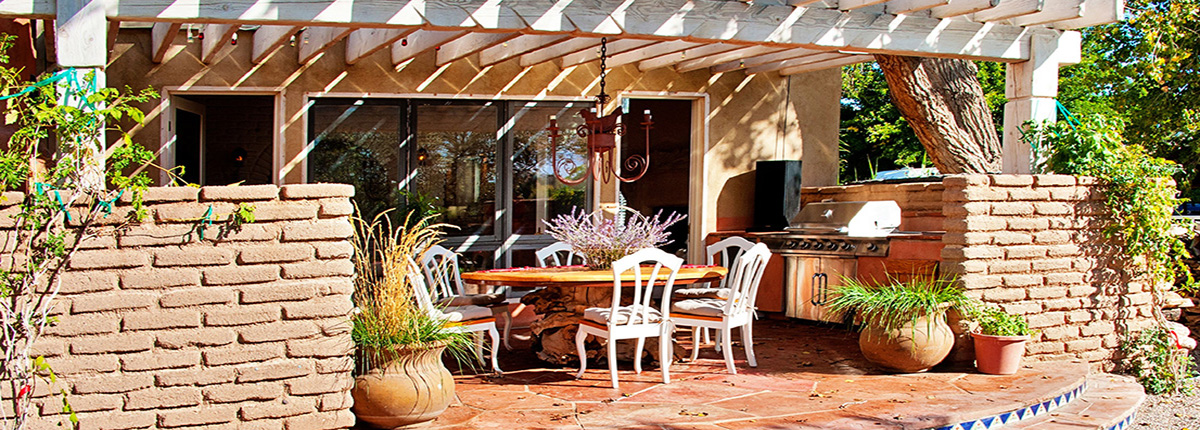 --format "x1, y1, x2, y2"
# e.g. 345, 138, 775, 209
512, 103, 587, 235
307, 101, 403, 224
414, 103, 498, 236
